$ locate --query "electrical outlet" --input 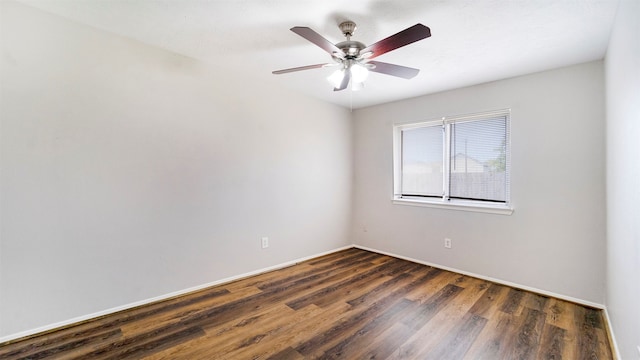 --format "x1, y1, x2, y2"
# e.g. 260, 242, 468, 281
444, 238, 452, 249
261, 237, 269, 249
